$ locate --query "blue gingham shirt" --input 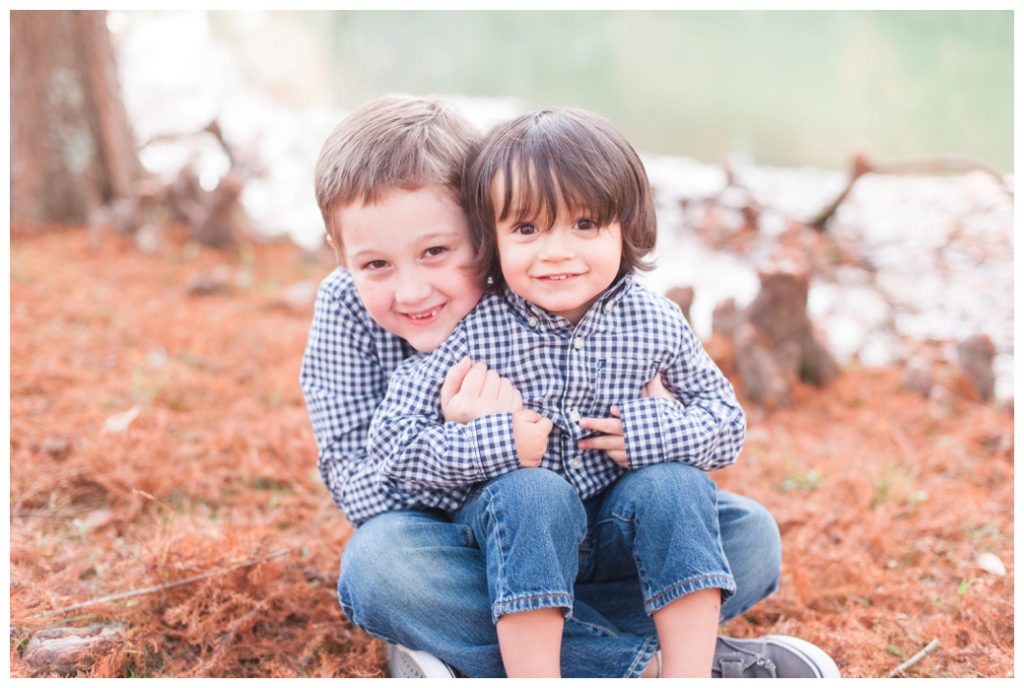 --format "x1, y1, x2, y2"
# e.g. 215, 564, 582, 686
367, 273, 746, 516
300, 268, 417, 525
